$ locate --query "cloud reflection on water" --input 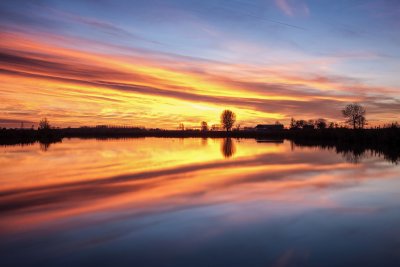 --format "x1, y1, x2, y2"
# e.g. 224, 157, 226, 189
1, 138, 400, 266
